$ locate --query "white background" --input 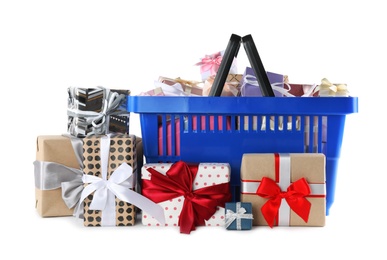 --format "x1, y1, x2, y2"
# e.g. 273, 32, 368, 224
0, 0, 384, 259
